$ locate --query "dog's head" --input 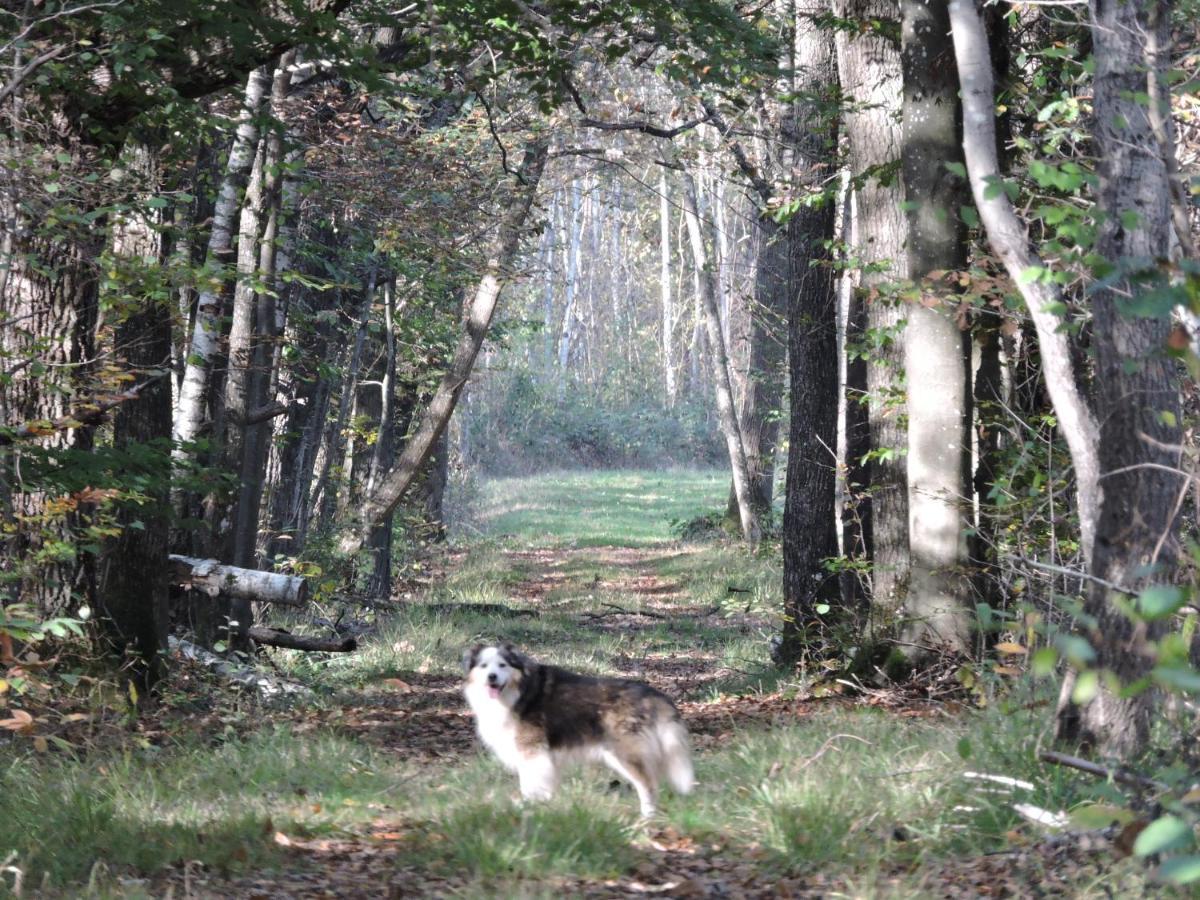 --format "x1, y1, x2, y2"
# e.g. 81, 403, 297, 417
462, 643, 529, 704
